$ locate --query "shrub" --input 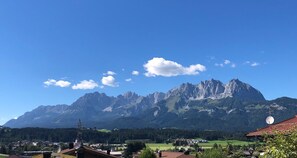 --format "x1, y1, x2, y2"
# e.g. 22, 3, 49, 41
139, 148, 156, 158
